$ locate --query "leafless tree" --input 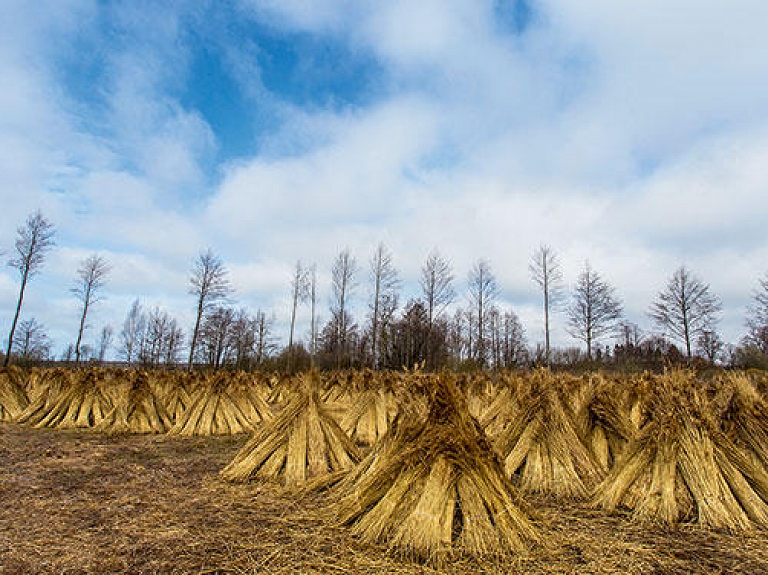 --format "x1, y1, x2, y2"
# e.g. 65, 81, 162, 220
368, 243, 400, 369
12, 318, 52, 361
96, 325, 113, 363
308, 264, 318, 361
198, 305, 236, 369
745, 273, 768, 354
420, 250, 455, 326
529, 245, 563, 367
330, 248, 358, 368
467, 259, 497, 367
72, 254, 110, 365
136, 306, 184, 367
187, 249, 232, 369
120, 299, 145, 366
697, 329, 724, 363
288, 261, 310, 362
253, 310, 277, 365
4, 210, 55, 367
420, 250, 455, 367
501, 309, 528, 367
566, 262, 623, 359
649, 266, 722, 359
